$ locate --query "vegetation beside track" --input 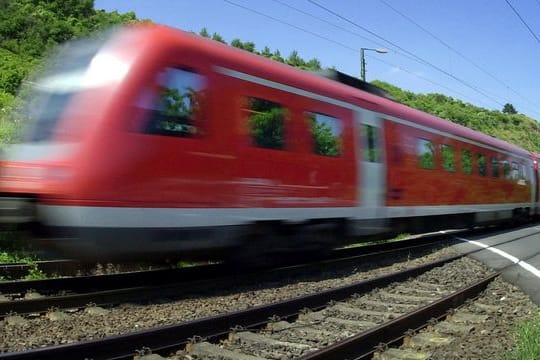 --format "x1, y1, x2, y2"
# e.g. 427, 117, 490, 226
503, 312, 540, 360
0, 231, 46, 280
